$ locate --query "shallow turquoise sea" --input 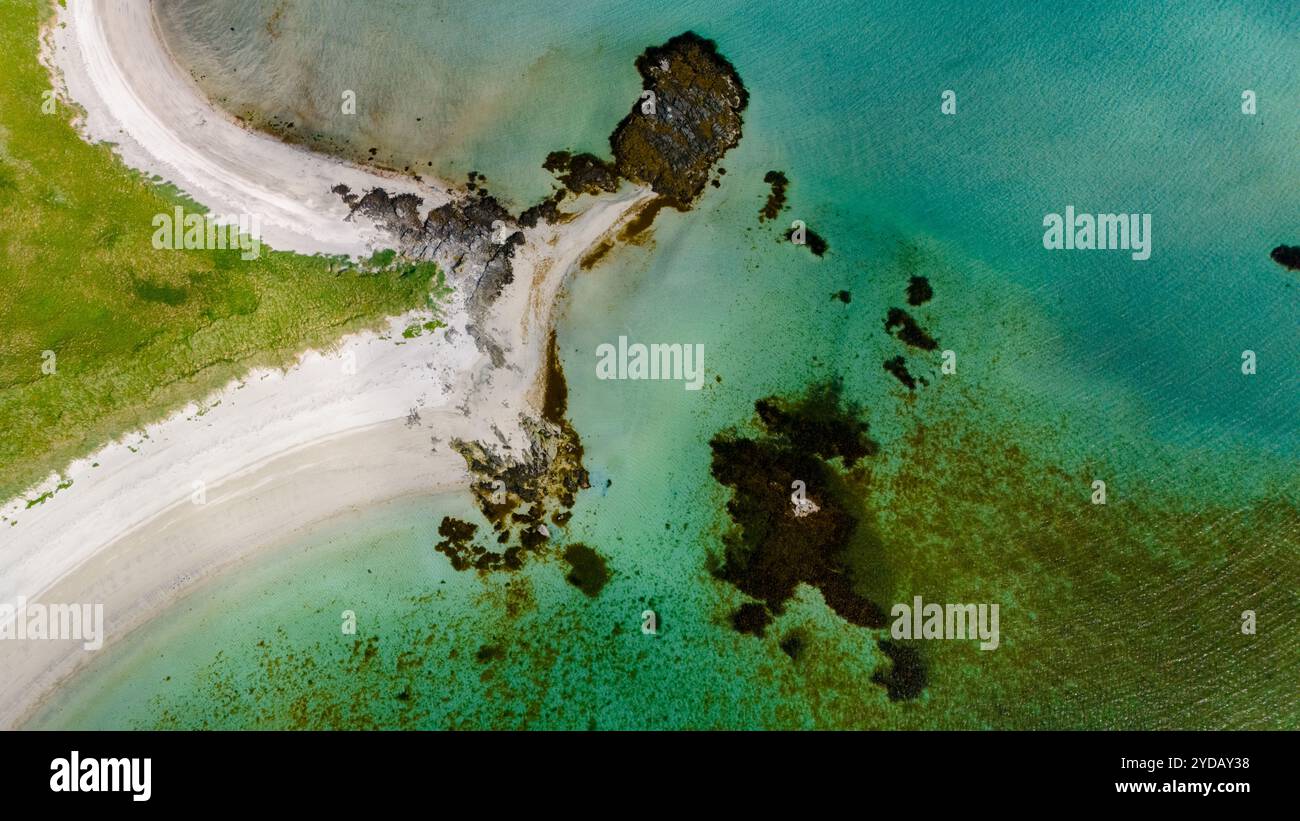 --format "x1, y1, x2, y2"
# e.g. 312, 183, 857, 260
34, 0, 1298, 728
